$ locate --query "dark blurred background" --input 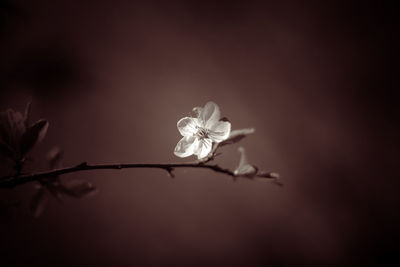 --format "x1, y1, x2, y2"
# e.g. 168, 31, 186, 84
0, 1, 398, 266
